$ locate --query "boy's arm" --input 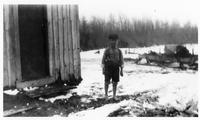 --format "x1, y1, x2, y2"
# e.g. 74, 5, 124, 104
120, 67, 123, 76
119, 49, 124, 76
101, 49, 107, 74
102, 49, 107, 66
